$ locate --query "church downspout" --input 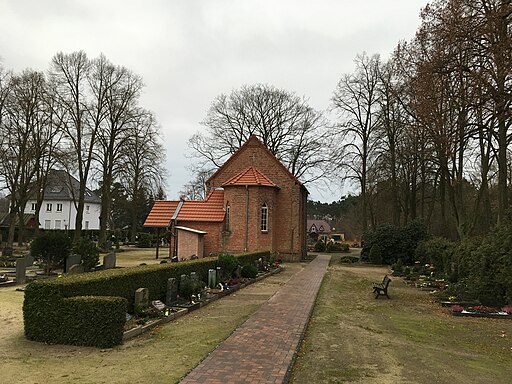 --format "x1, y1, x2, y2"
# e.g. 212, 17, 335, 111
245, 185, 249, 252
